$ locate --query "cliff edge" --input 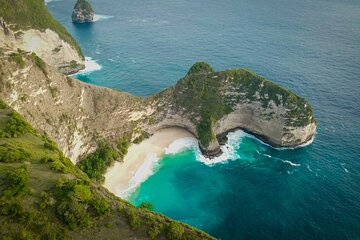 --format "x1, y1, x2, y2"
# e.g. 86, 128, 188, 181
0, 53, 317, 162
0, 0, 85, 74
